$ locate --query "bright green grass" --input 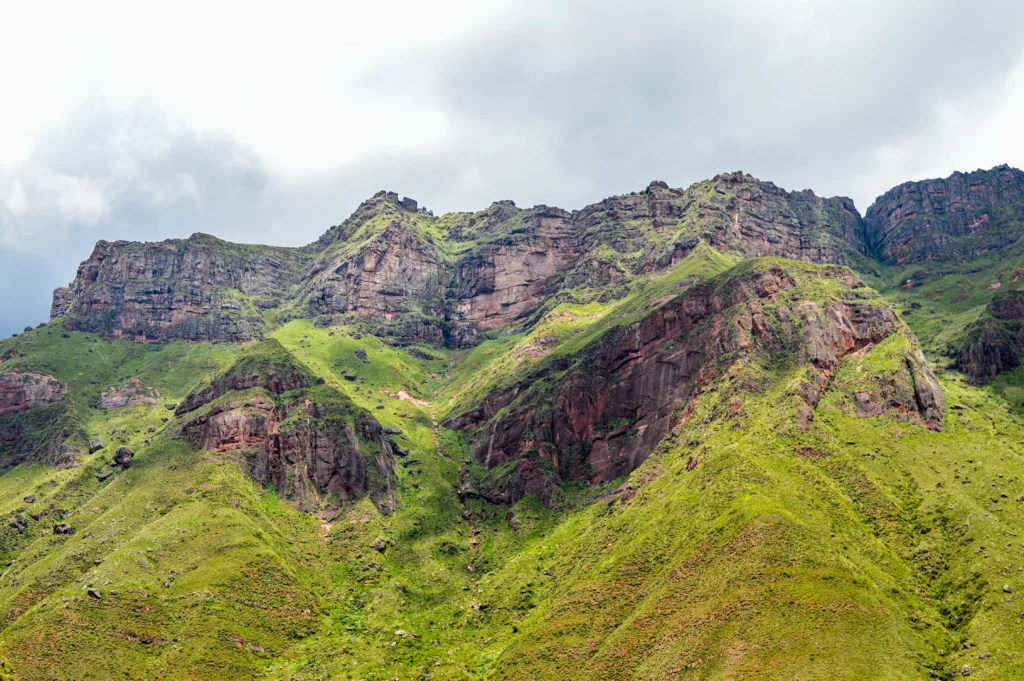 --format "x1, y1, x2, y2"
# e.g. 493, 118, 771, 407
1, 260, 1024, 679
